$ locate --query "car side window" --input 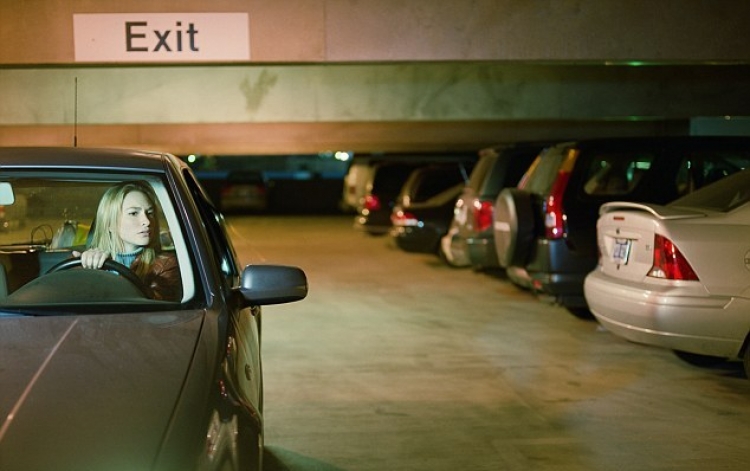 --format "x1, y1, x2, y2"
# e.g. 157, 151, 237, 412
583, 153, 653, 196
